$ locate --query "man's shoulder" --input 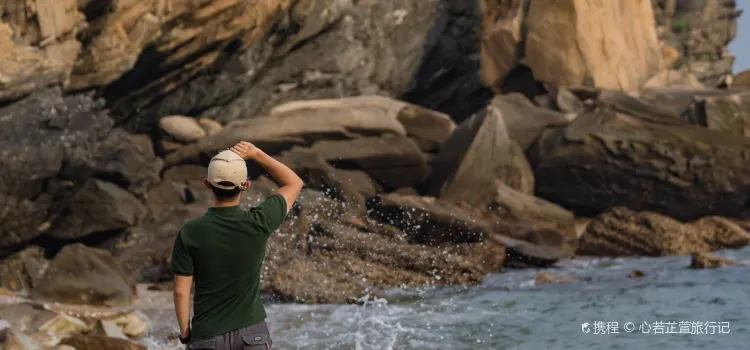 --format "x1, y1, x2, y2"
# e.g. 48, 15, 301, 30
178, 214, 212, 235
